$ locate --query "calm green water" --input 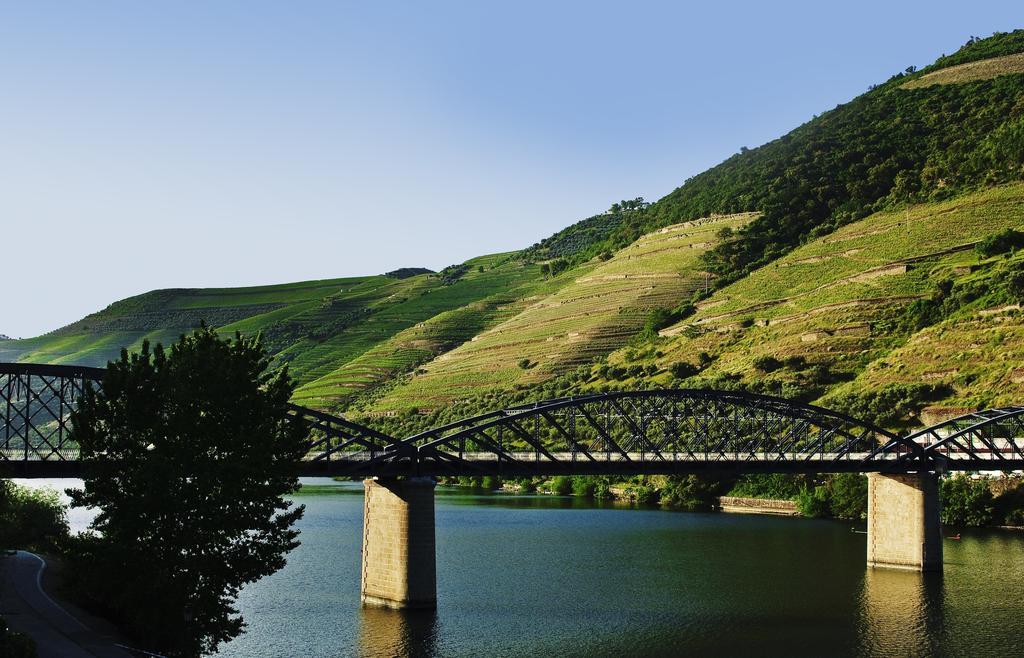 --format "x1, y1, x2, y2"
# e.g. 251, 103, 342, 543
207, 479, 1024, 657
